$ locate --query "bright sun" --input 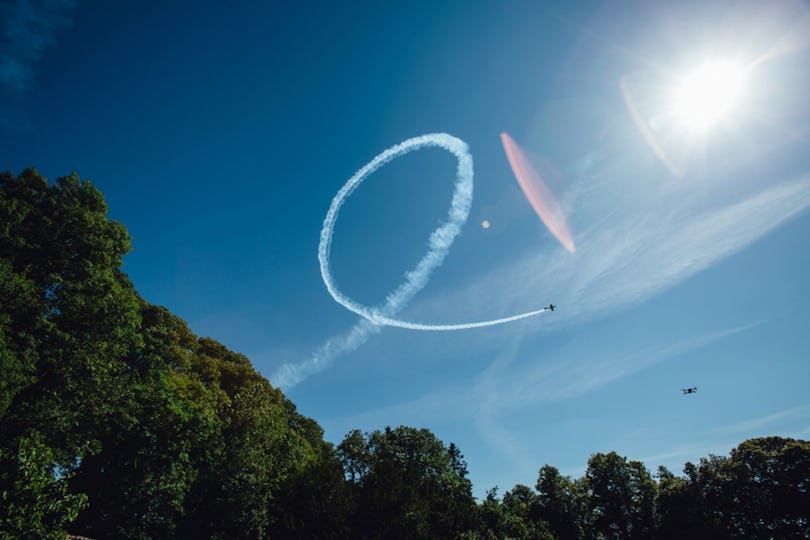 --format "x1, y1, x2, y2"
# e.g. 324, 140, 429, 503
672, 61, 746, 131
